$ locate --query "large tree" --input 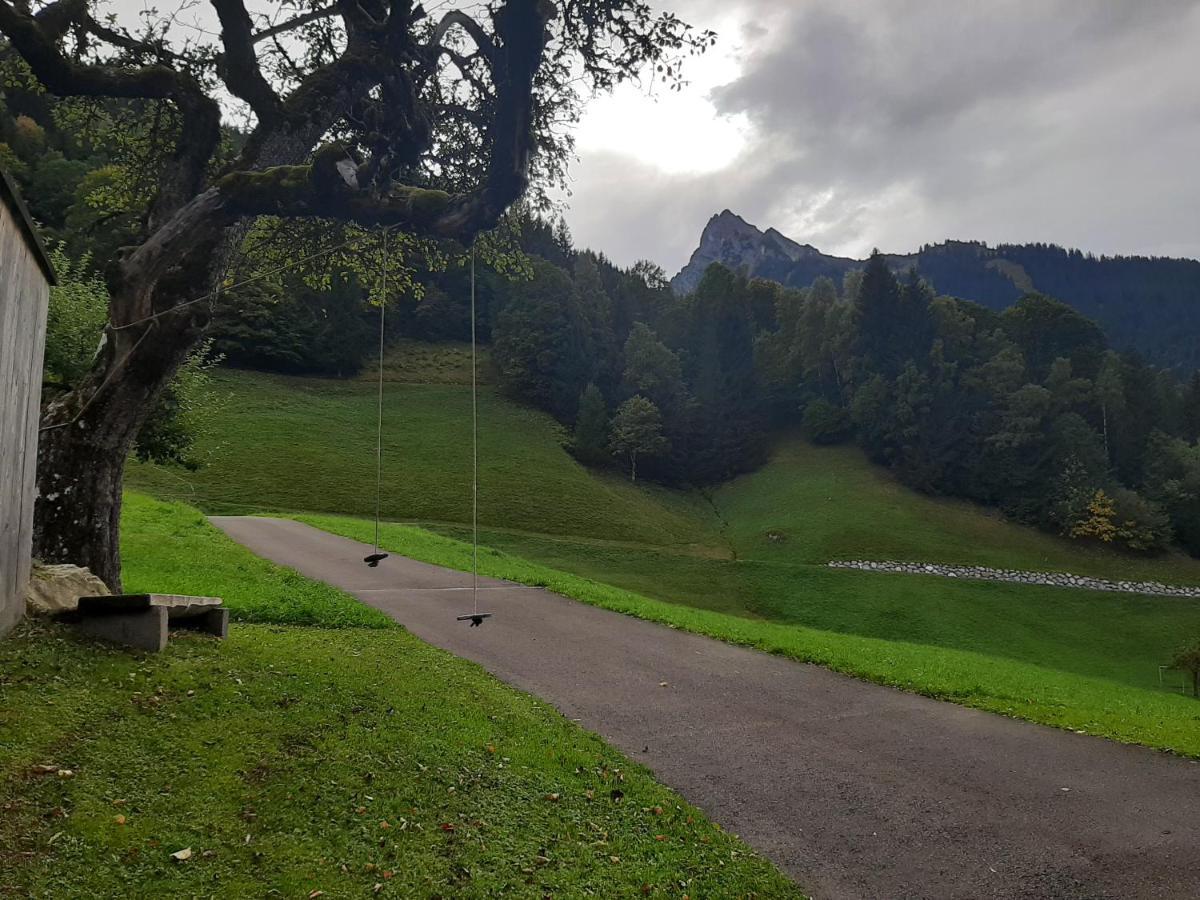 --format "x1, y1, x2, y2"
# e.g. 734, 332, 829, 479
1, 0, 710, 587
